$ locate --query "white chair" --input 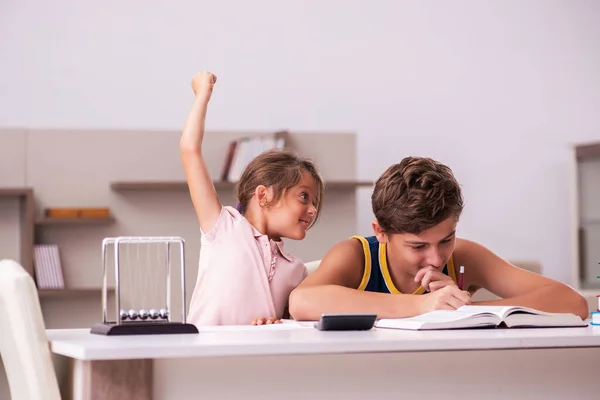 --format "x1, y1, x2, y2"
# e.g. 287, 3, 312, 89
0, 259, 61, 400
304, 260, 321, 276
